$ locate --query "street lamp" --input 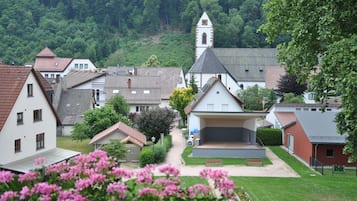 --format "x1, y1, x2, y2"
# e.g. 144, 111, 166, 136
151, 136, 156, 151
